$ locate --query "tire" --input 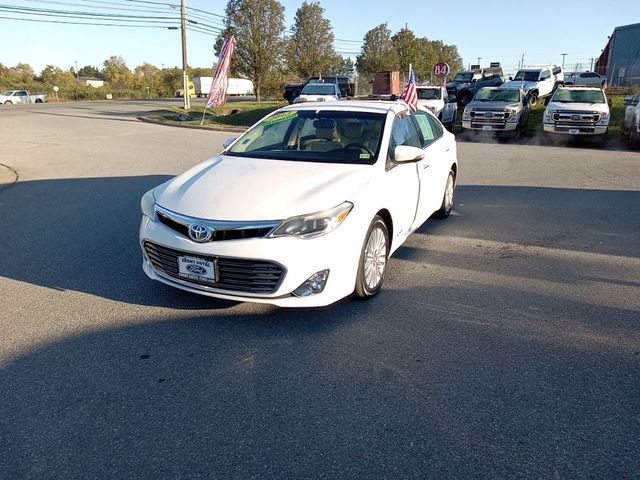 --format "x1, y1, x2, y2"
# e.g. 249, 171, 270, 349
459, 91, 473, 107
35, 99, 43, 103
629, 129, 640, 150
512, 124, 522, 140
354, 216, 390, 299
597, 131, 608, 148
527, 91, 539, 107
4, 101, 11, 105
435, 170, 456, 218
